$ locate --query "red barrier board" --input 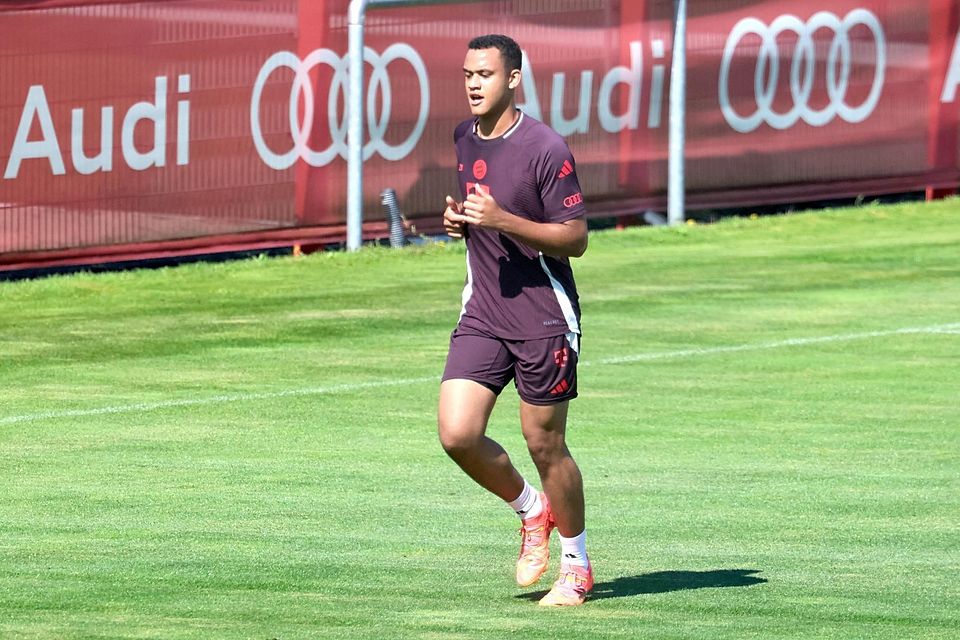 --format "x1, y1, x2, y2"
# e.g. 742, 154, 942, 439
1, 0, 958, 268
